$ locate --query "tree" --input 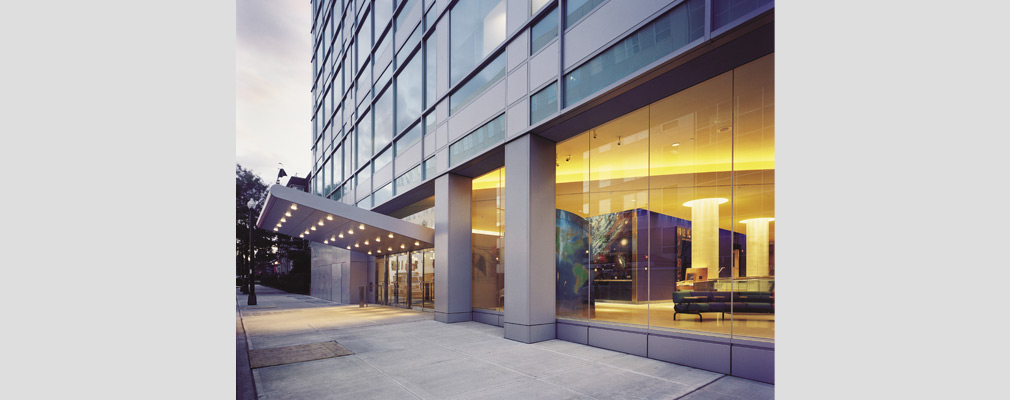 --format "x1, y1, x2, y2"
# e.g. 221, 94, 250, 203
236, 163, 310, 291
